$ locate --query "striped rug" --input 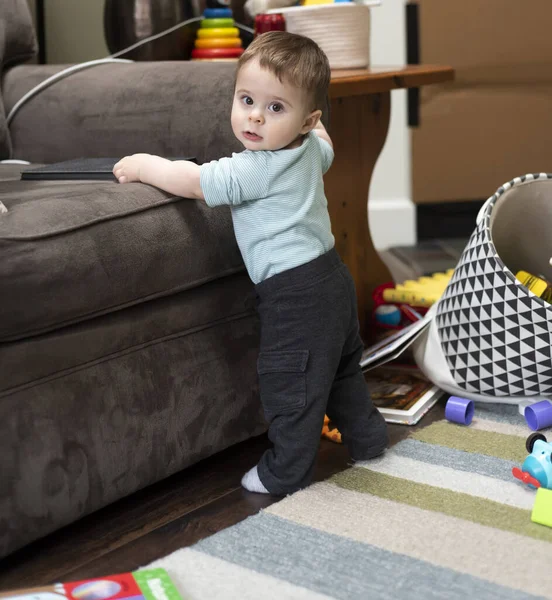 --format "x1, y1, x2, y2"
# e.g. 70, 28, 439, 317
148, 403, 551, 599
